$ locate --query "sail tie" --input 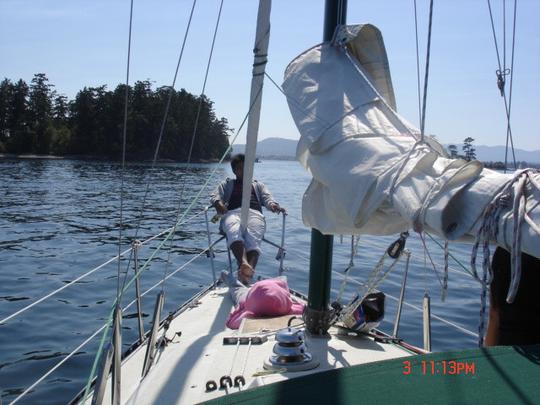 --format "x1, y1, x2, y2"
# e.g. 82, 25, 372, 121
472, 169, 540, 346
